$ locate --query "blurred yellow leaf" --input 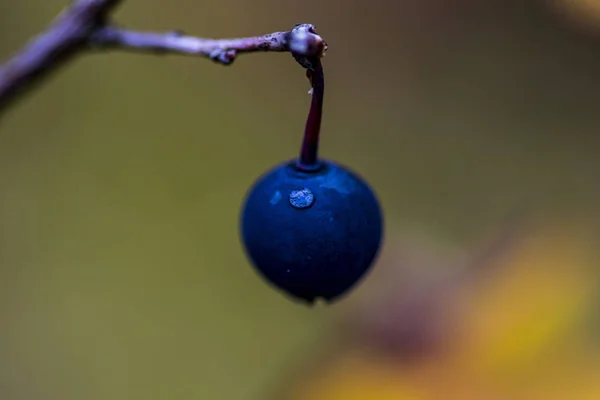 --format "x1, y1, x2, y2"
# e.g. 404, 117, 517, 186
292, 354, 426, 400
454, 223, 597, 377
